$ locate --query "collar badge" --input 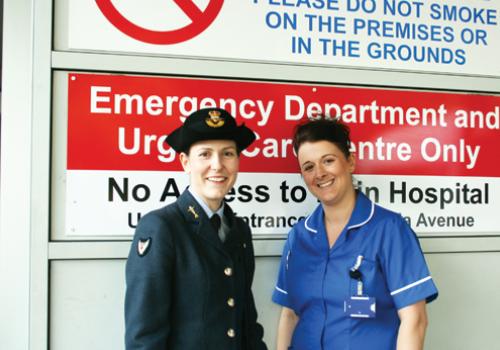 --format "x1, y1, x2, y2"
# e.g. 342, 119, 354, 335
188, 205, 199, 219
